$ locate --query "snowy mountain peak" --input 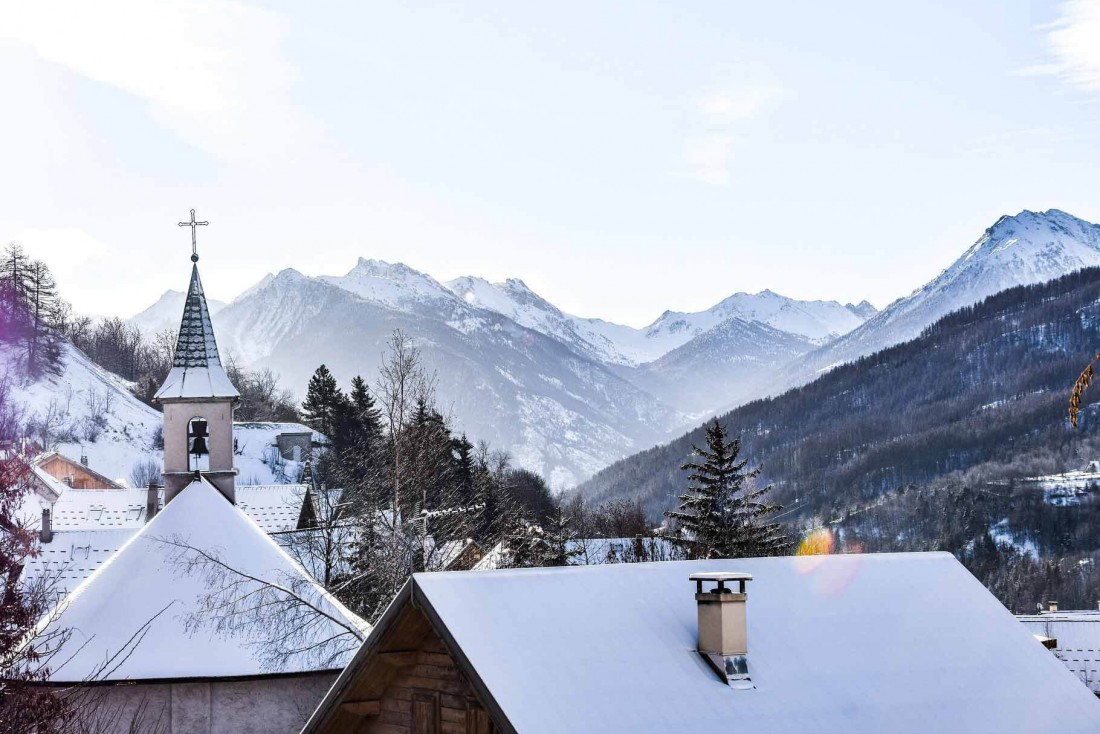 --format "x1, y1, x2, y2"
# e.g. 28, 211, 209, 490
649, 289, 868, 347
846, 300, 878, 320
796, 208, 1100, 384
322, 258, 454, 309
